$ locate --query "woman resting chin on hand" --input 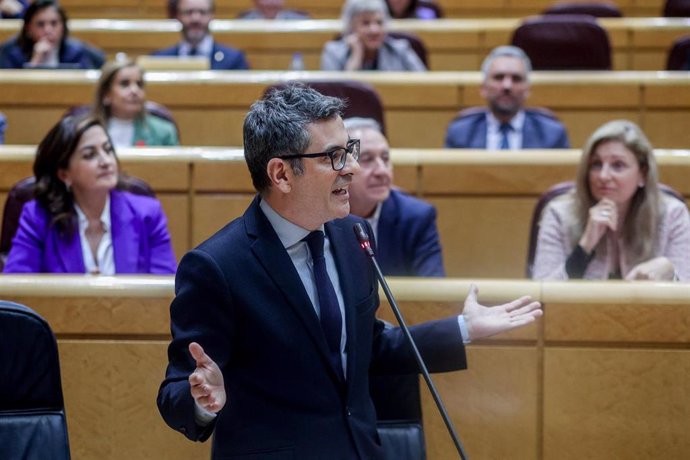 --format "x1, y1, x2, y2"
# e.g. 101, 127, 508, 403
532, 120, 690, 281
